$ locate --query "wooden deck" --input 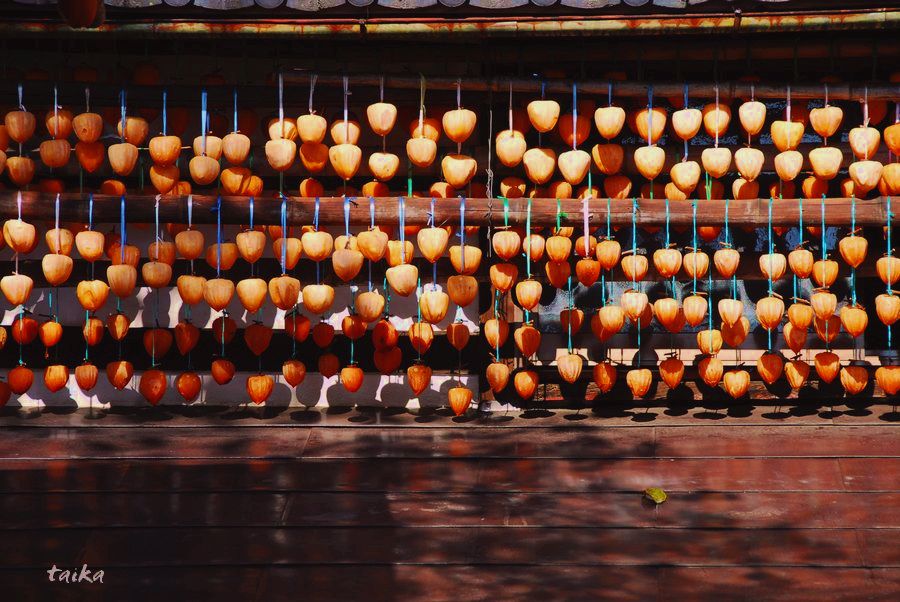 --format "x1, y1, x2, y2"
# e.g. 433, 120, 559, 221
1, 404, 898, 601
